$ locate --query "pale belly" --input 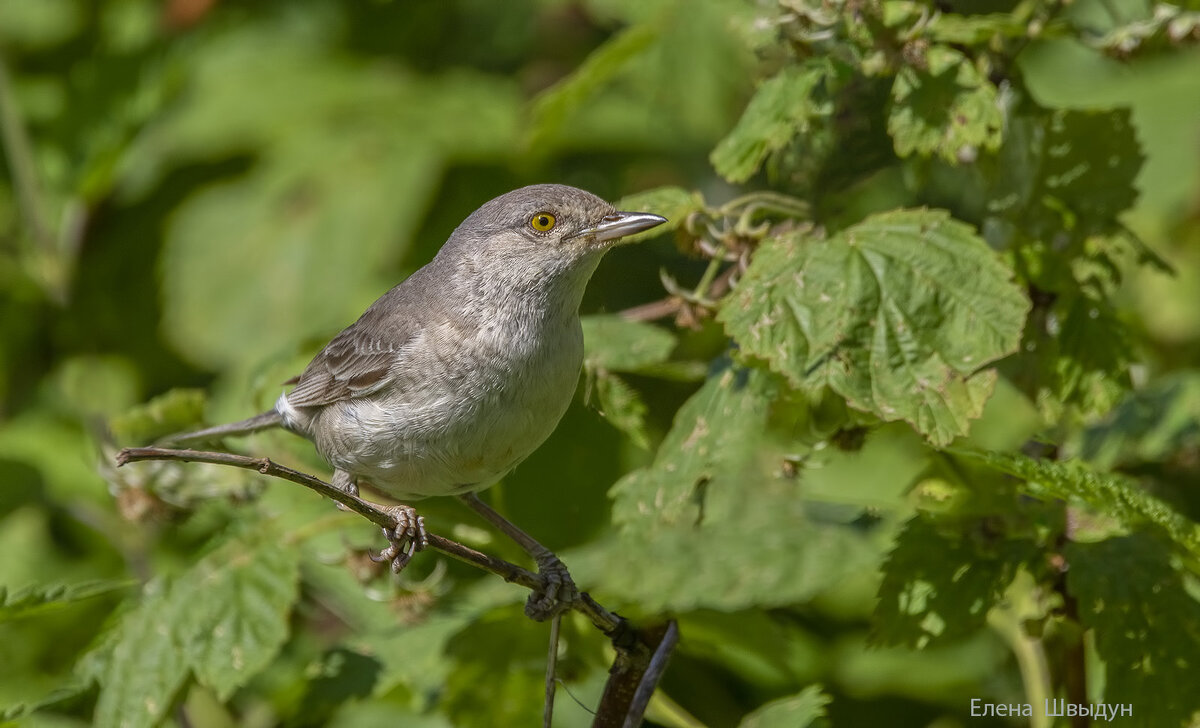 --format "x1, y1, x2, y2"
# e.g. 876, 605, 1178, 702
294, 322, 584, 501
